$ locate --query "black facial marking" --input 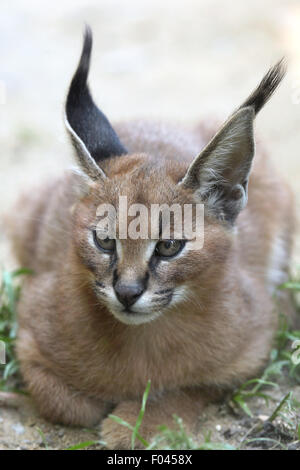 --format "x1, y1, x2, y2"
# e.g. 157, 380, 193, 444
154, 288, 173, 295
148, 253, 160, 275
112, 269, 119, 288
151, 292, 173, 307
95, 280, 105, 288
